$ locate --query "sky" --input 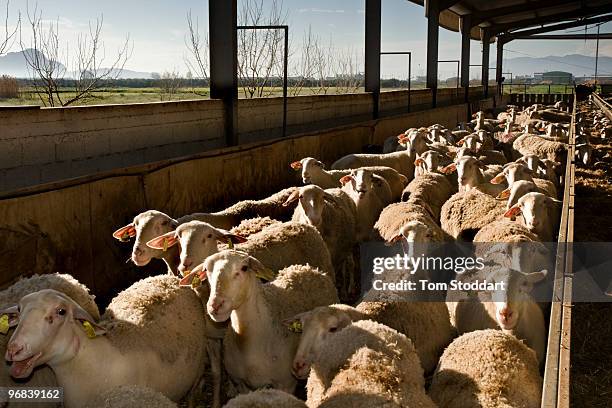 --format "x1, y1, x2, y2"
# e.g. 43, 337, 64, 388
4, 0, 612, 79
